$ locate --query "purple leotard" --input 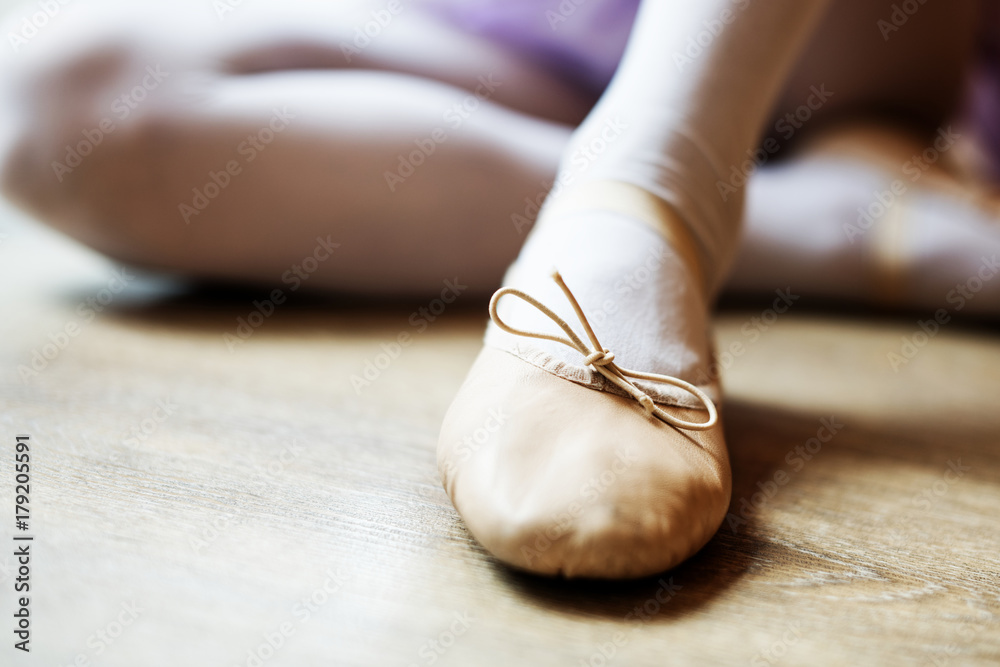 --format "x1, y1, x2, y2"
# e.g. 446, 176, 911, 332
963, 2, 1000, 179
418, 0, 640, 94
